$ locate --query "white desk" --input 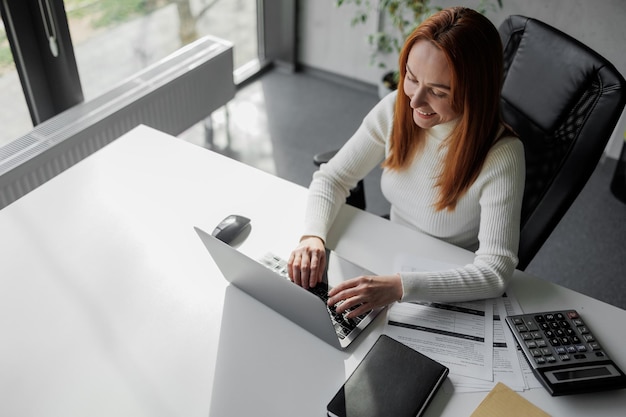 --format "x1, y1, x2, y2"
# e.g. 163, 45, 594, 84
1, 125, 625, 416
